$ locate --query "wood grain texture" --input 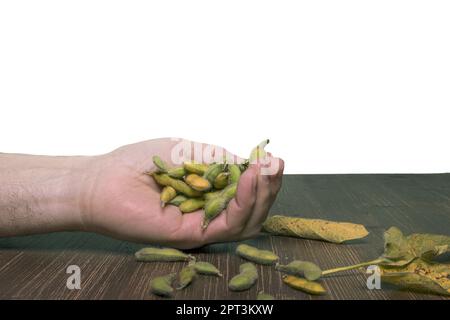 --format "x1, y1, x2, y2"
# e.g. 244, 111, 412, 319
1, 174, 449, 300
